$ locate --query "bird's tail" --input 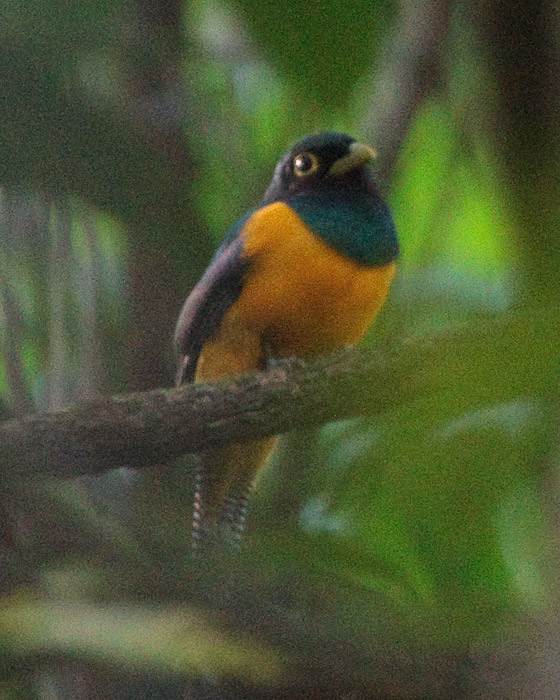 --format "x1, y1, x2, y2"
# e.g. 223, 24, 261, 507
190, 438, 276, 550
192, 472, 252, 551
